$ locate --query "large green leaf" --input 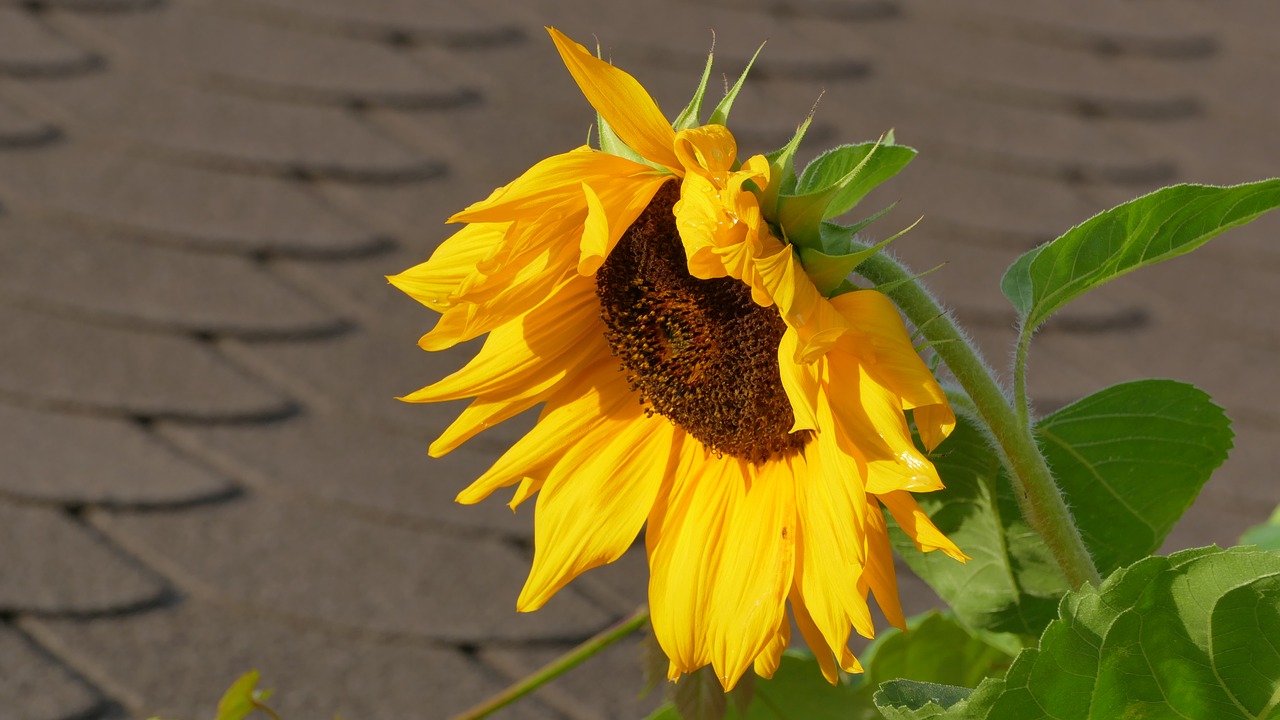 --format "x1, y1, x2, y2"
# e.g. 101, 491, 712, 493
1001, 180, 1280, 334
645, 614, 1014, 720
985, 546, 1280, 719
1039, 379, 1232, 575
644, 651, 860, 720
673, 667, 728, 720
874, 680, 972, 720
890, 414, 1067, 636
848, 613, 1017, 720
876, 547, 1280, 719
895, 380, 1232, 635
